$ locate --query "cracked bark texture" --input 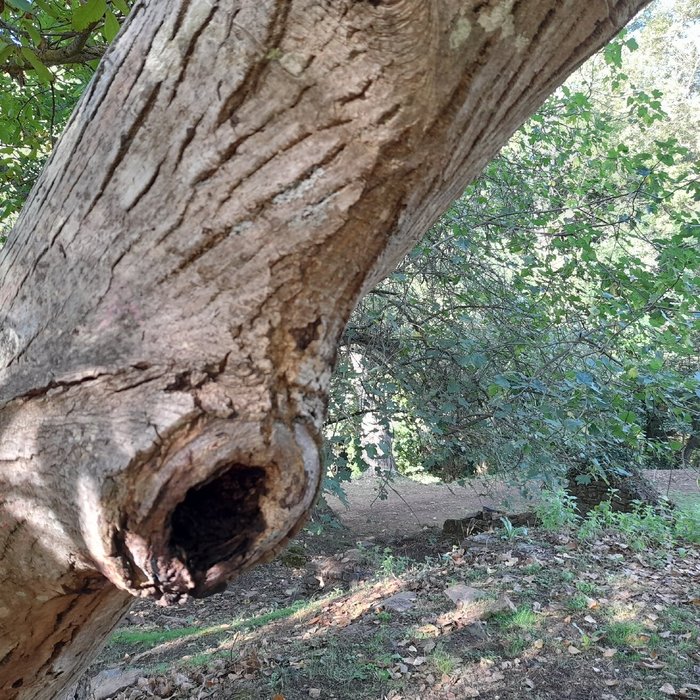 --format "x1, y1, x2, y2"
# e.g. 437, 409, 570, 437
0, 1, 649, 697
